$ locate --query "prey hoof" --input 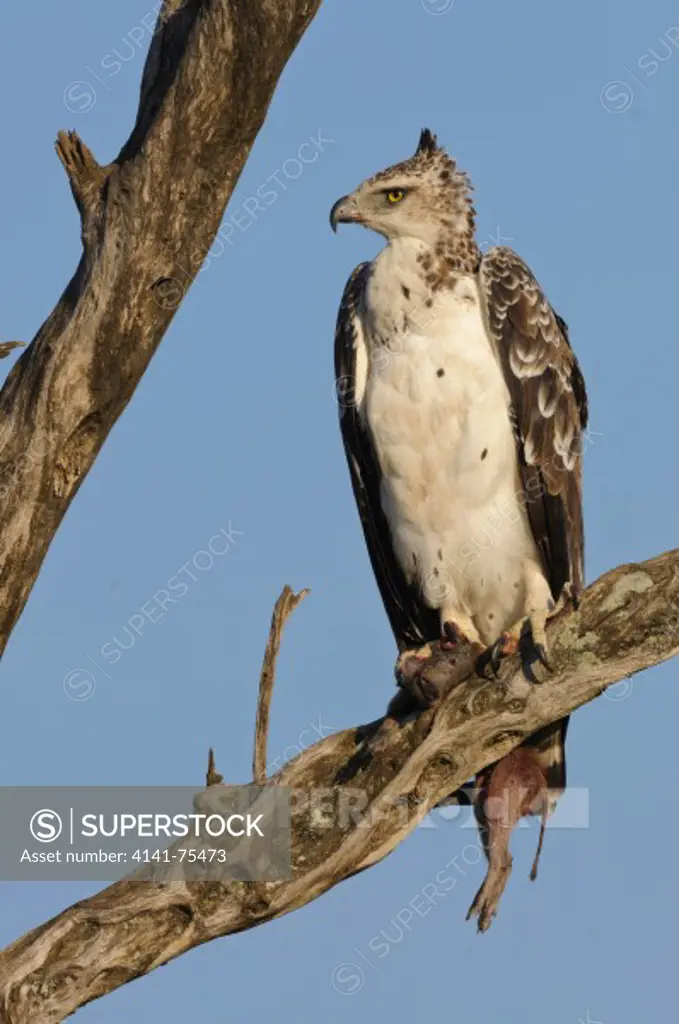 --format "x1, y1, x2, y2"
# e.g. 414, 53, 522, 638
466, 875, 505, 933
466, 849, 514, 934
466, 895, 496, 933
